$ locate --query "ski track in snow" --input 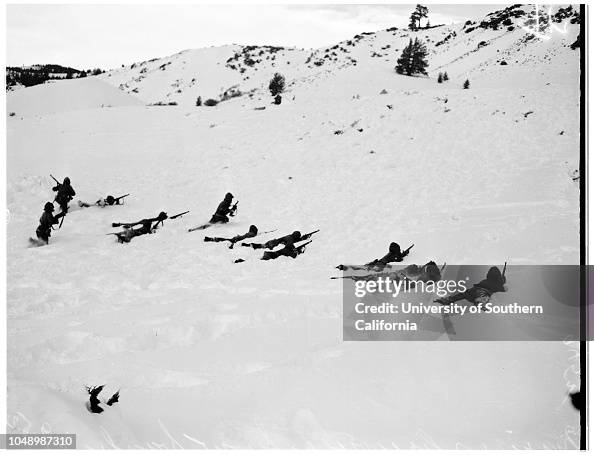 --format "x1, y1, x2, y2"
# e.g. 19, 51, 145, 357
7, 9, 581, 449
